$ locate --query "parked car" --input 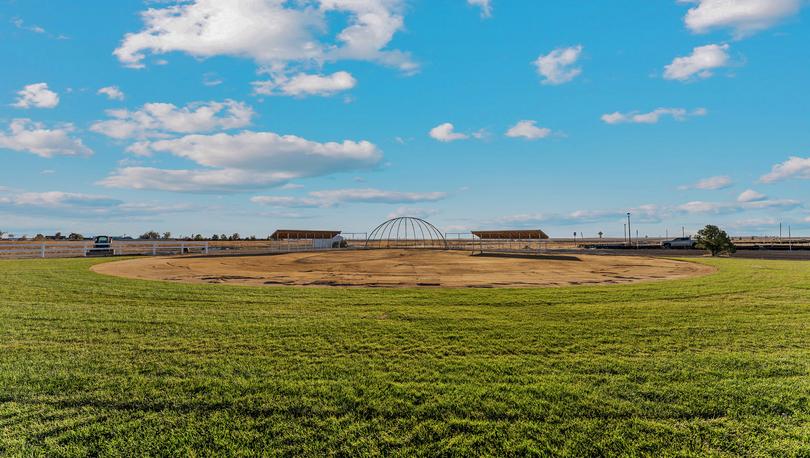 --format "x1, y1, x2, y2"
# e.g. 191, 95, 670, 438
661, 237, 697, 249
